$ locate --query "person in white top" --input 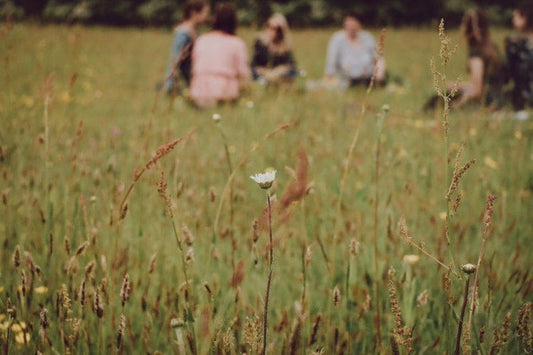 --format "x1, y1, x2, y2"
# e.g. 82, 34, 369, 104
324, 12, 386, 88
